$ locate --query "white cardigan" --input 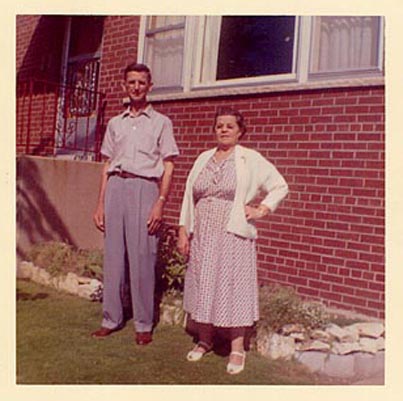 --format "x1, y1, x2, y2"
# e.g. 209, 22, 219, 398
179, 145, 289, 239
